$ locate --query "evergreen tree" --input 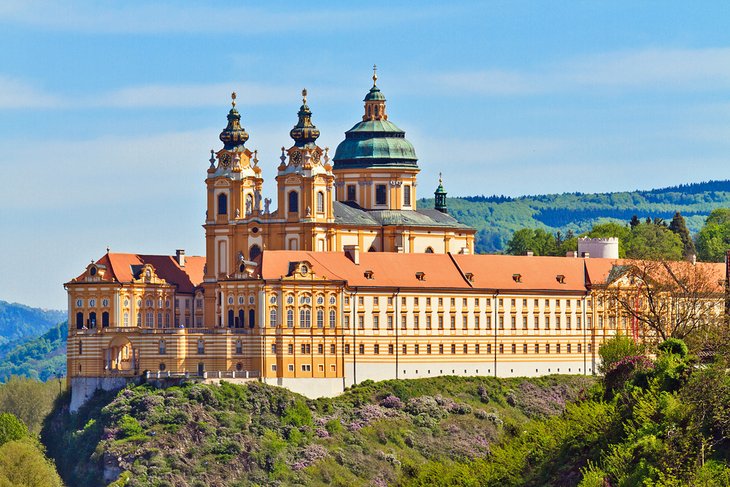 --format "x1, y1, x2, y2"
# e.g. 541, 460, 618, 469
630, 215, 641, 228
669, 211, 696, 258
